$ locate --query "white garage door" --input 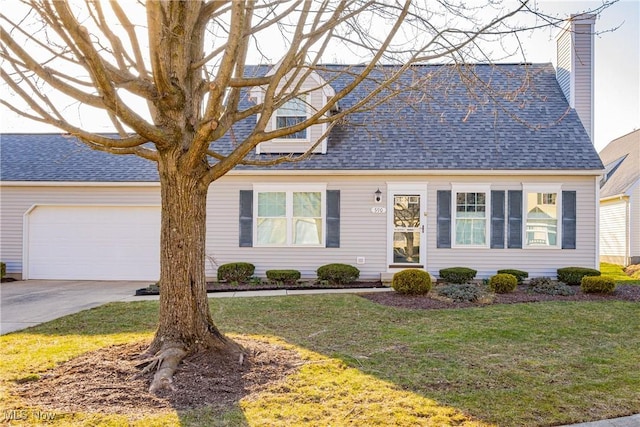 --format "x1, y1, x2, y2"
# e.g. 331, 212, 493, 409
27, 205, 161, 280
